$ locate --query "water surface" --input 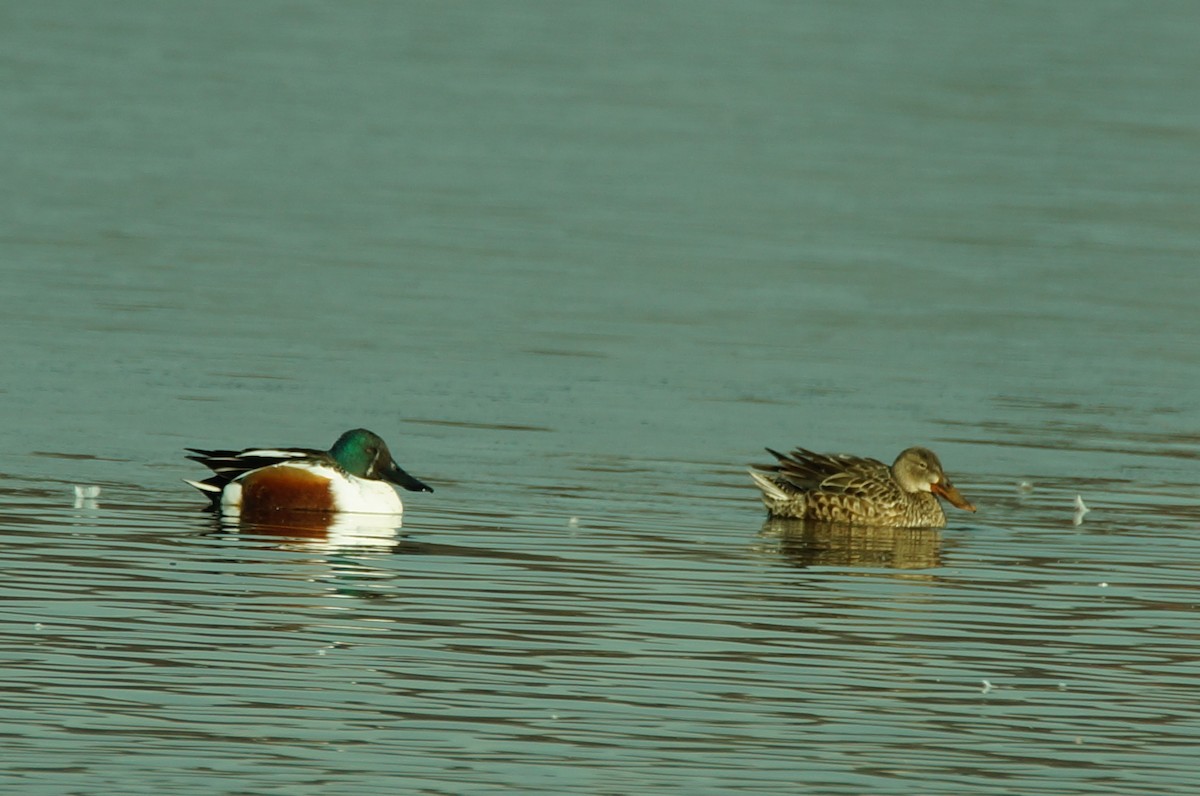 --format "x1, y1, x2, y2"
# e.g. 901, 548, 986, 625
1, 2, 1198, 794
